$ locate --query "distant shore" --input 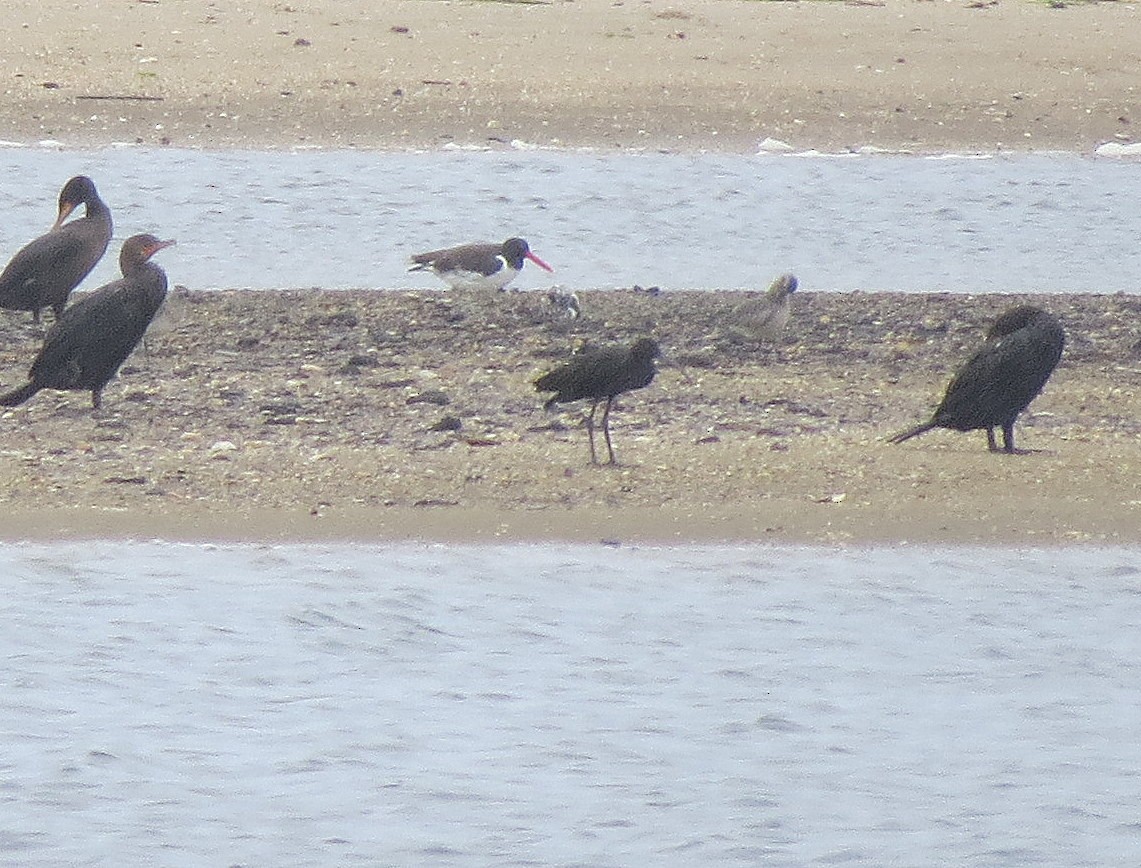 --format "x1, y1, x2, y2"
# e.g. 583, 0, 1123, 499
5, 0, 1139, 154
0, 288, 1137, 546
